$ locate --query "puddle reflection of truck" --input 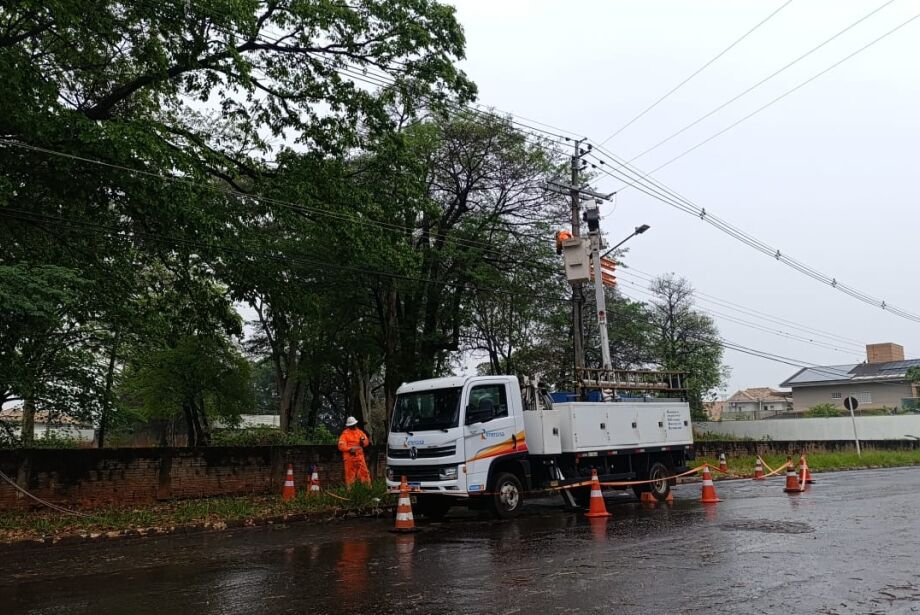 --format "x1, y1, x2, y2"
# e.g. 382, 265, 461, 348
385, 370, 694, 519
